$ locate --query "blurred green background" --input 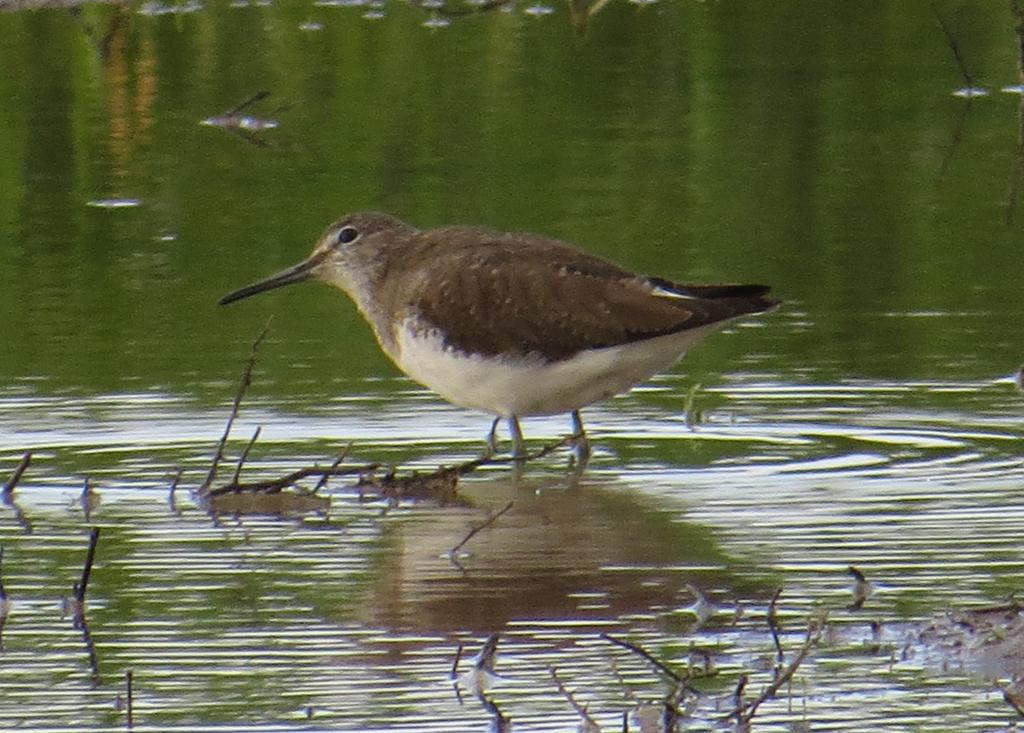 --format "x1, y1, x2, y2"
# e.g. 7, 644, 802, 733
1, 1, 1022, 401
